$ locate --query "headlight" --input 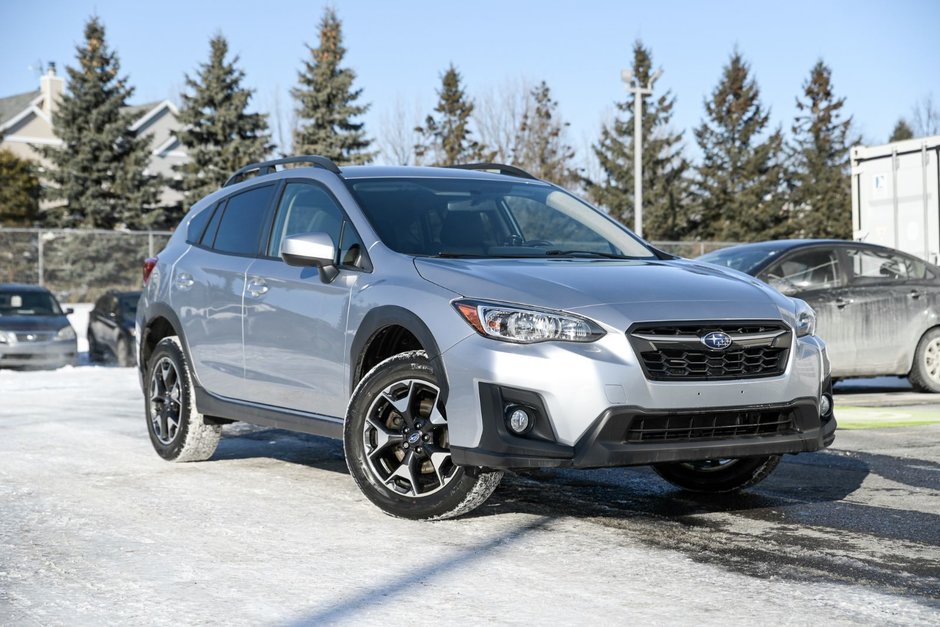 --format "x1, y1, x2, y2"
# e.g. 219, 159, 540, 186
56, 325, 77, 341
0, 330, 17, 345
793, 299, 816, 337
453, 300, 605, 343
